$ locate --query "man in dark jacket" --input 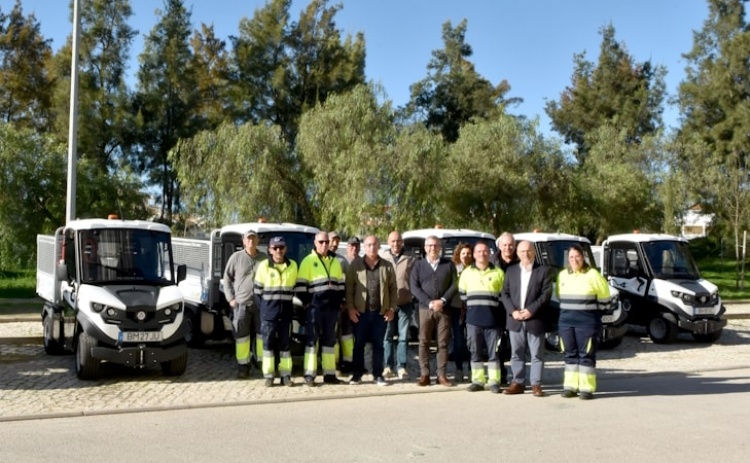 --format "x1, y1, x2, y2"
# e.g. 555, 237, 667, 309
410, 235, 457, 387
500, 240, 552, 396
